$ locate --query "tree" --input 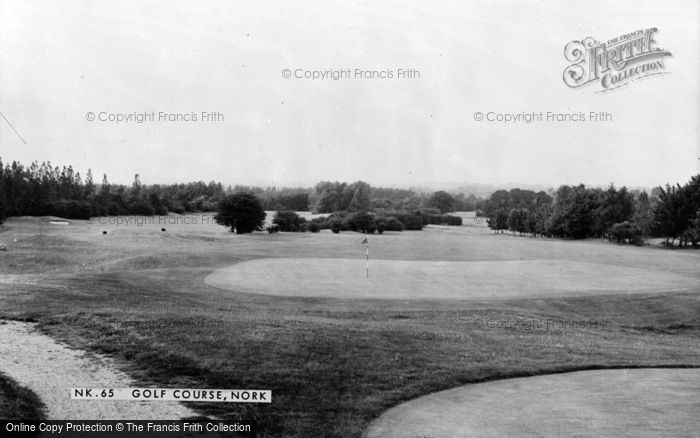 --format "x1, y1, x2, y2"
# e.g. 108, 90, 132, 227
632, 191, 653, 236
592, 184, 634, 237
653, 183, 686, 246
348, 181, 371, 211
606, 221, 642, 245
215, 193, 266, 234
507, 208, 529, 235
428, 191, 456, 214
0, 158, 5, 224
0, 194, 5, 225
273, 210, 306, 232
487, 209, 509, 233
547, 184, 598, 238
315, 189, 340, 213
